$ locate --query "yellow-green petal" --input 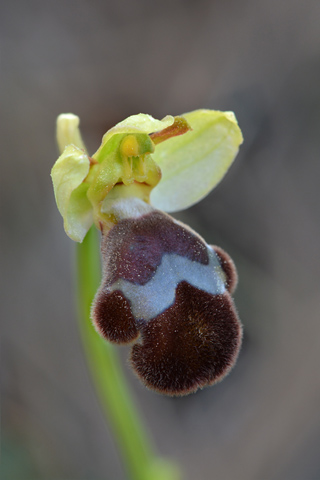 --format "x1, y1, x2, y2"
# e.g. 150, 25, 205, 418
150, 110, 243, 212
56, 113, 87, 154
66, 183, 94, 242
93, 114, 174, 163
51, 144, 93, 241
